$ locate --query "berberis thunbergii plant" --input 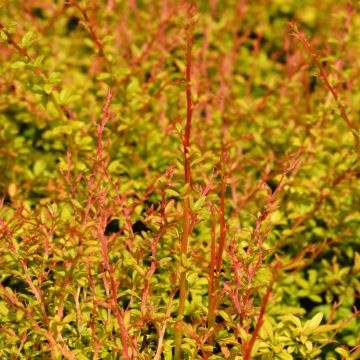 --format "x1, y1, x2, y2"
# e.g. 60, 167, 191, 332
0, 0, 359, 359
